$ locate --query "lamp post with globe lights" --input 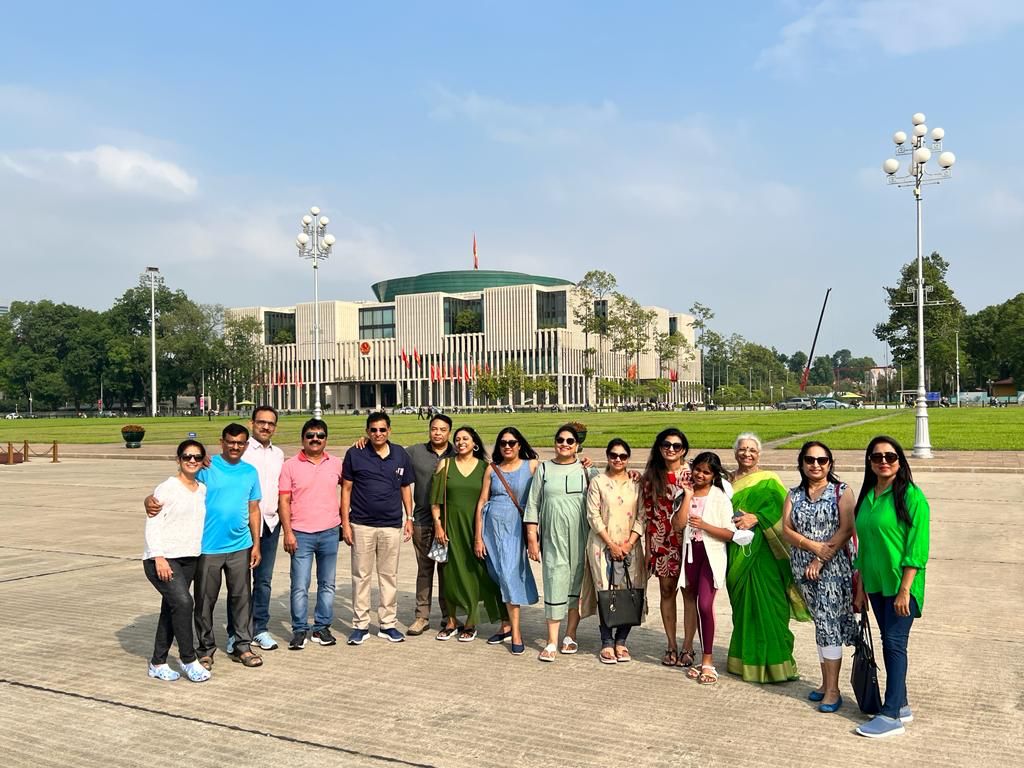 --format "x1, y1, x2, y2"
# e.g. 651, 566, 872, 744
882, 112, 956, 458
296, 206, 336, 419
141, 266, 163, 418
